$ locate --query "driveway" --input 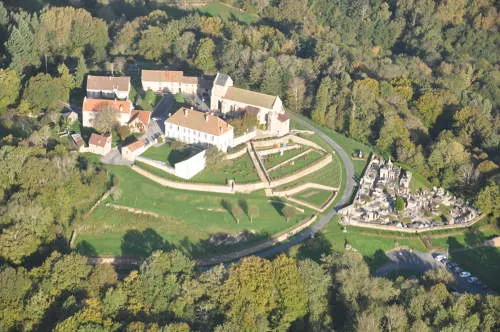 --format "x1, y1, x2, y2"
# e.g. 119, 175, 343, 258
256, 114, 356, 258
100, 148, 132, 166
